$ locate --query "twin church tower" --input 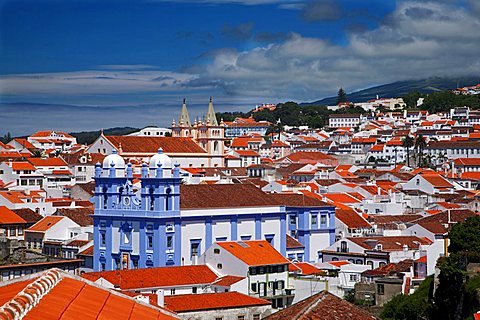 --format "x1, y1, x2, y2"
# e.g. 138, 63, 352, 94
171, 98, 226, 159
